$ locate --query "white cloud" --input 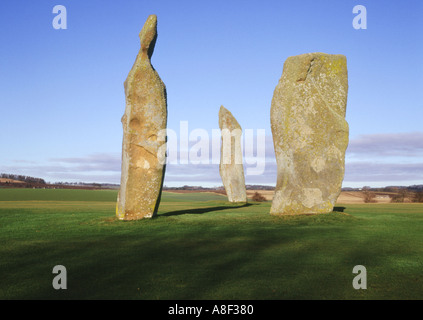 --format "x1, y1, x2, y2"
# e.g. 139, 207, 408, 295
3, 153, 121, 184
344, 161, 423, 183
347, 132, 423, 157
4, 132, 423, 187
343, 132, 423, 186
